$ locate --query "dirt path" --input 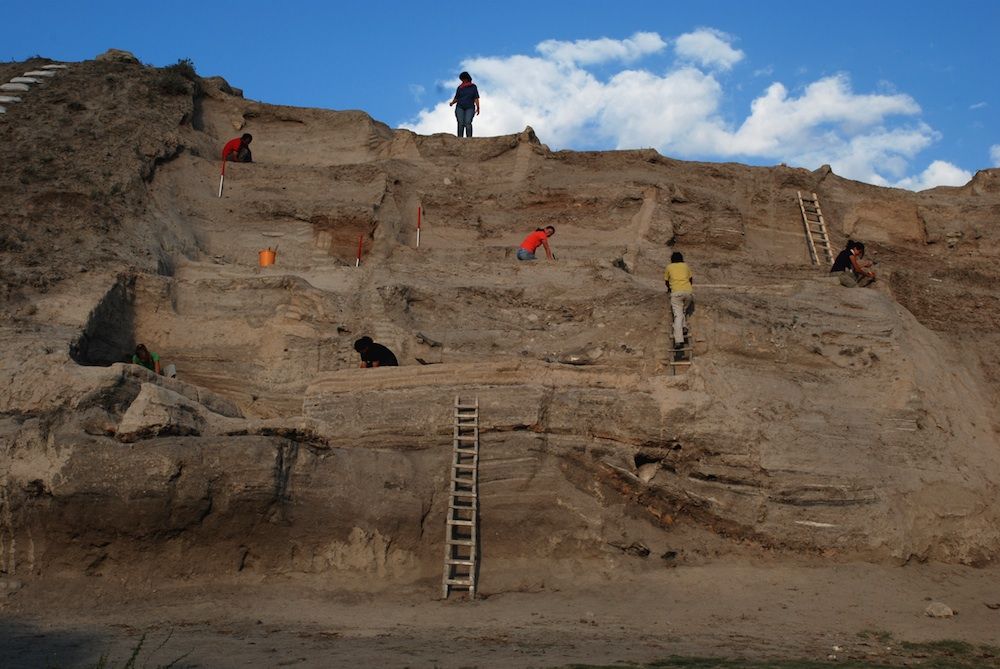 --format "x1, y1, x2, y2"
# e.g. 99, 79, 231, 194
4, 562, 1000, 668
